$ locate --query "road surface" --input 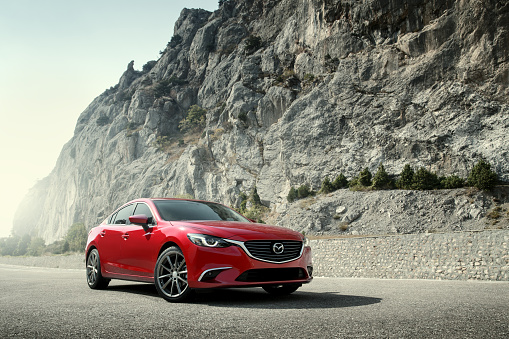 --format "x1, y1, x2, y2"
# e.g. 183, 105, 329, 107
0, 264, 507, 338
